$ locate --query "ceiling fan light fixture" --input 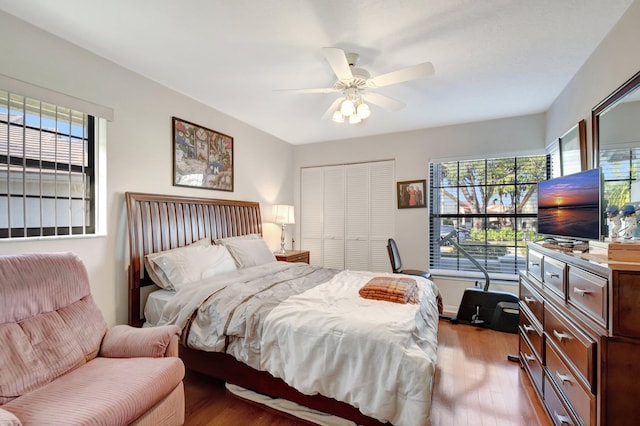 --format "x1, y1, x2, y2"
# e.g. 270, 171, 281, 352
332, 110, 345, 123
340, 99, 355, 116
356, 102, 370, 119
